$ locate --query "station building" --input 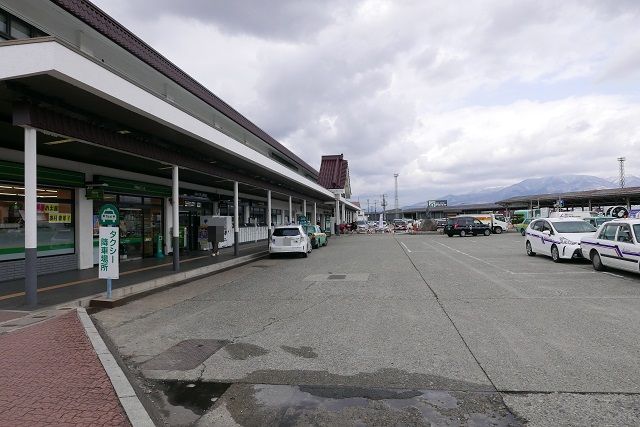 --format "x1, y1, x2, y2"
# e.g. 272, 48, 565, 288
0, 0, 360, 305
